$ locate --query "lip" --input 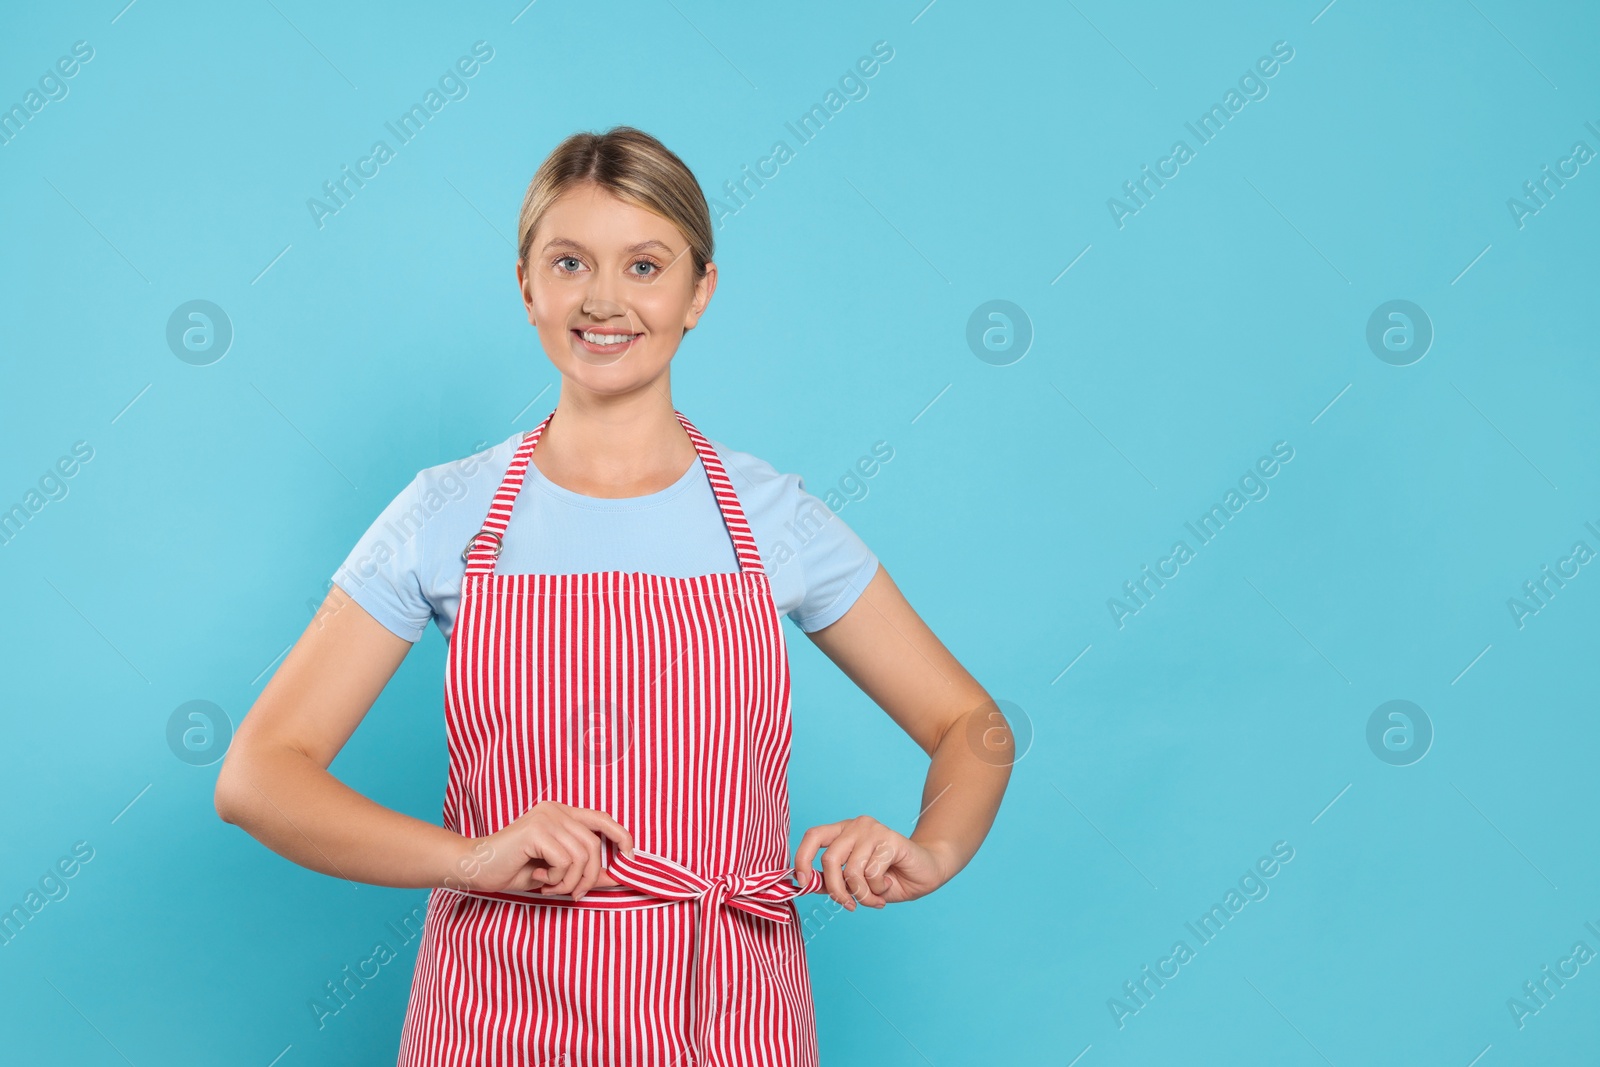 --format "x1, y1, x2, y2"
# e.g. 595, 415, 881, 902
571, 327, 641, 355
